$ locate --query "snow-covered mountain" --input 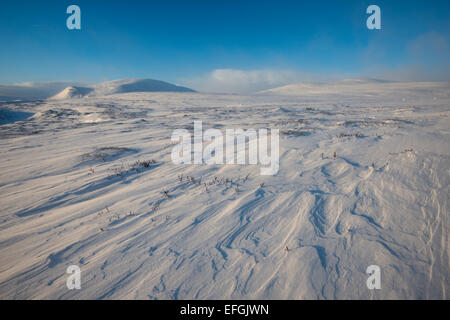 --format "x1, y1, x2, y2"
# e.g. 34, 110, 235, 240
262, 79, 450, 99
0, 82, 83, 101
49, 86, 94, 100
50, 79, 195, 100
91, 79, 195, 95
